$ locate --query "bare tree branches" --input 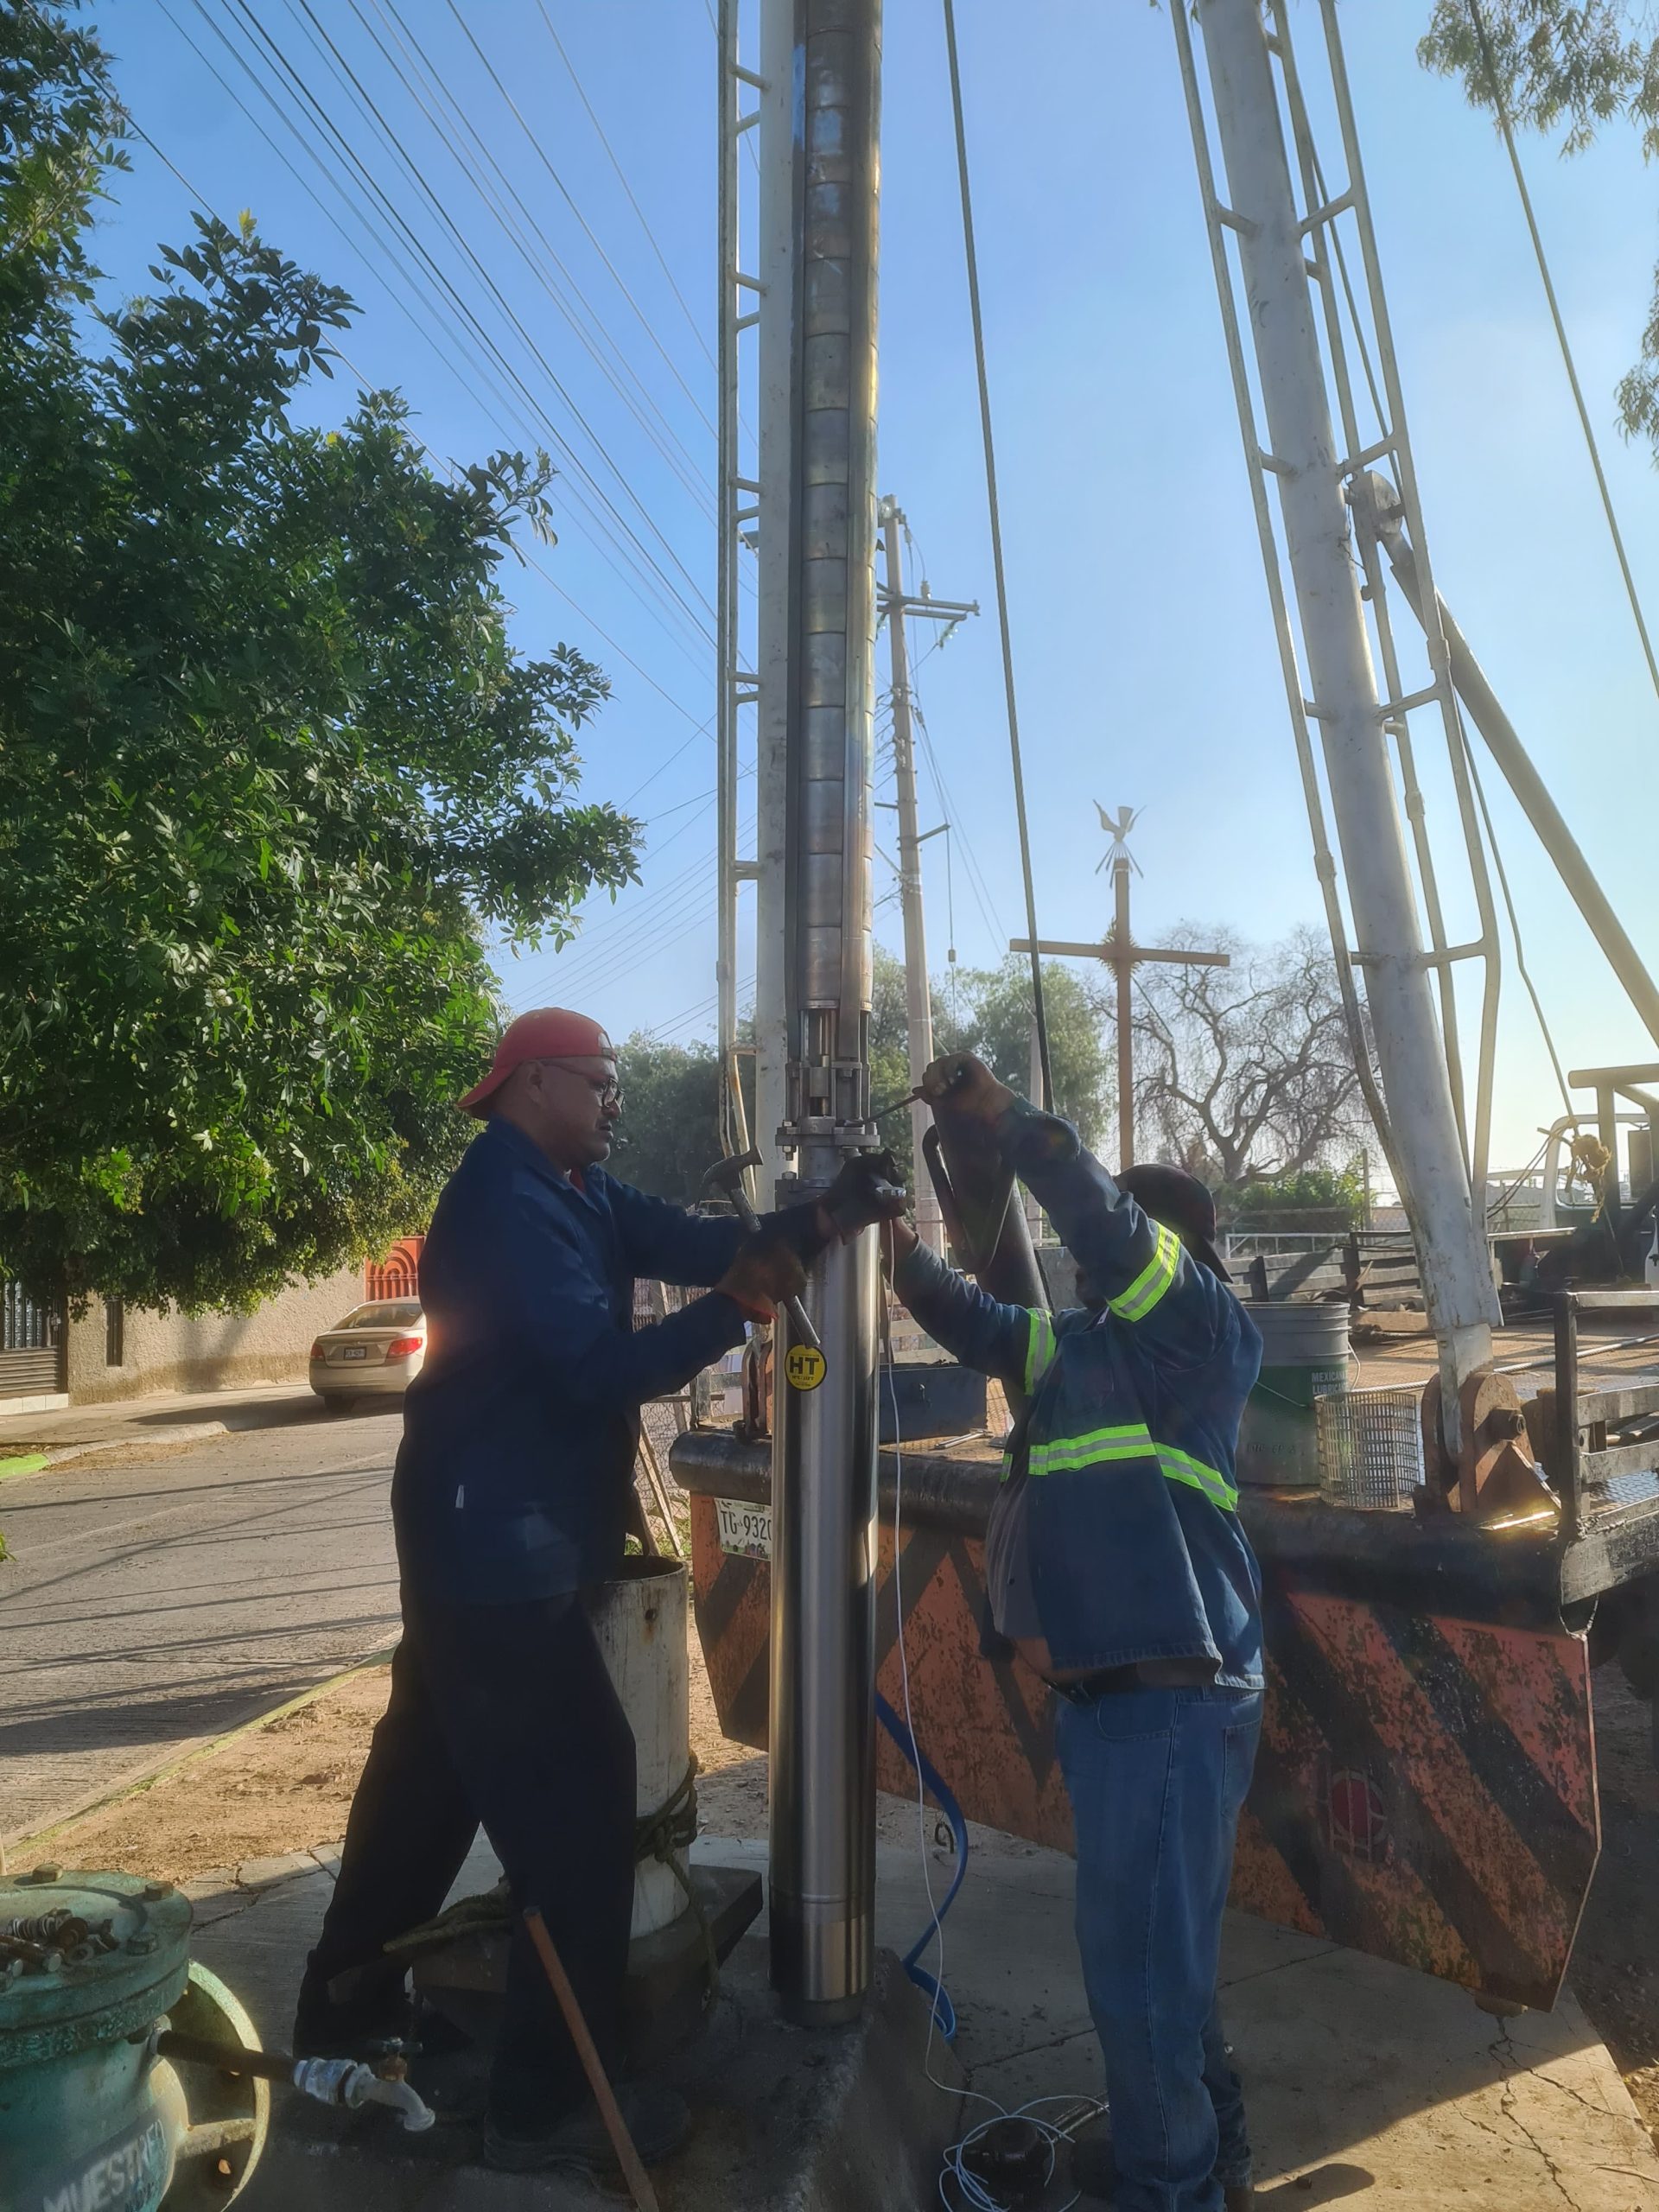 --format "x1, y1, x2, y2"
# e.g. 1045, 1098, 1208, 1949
1130, 927, 1370, 1192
